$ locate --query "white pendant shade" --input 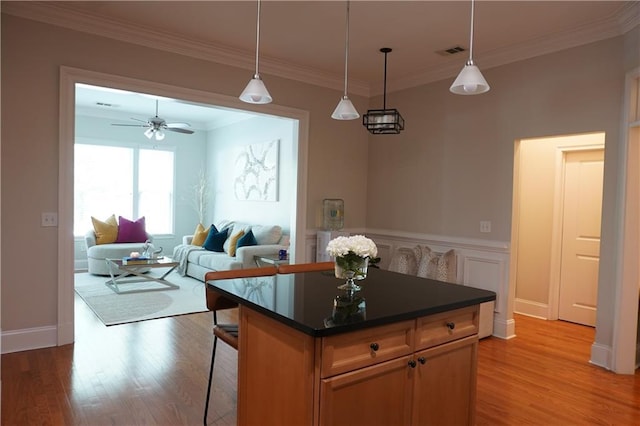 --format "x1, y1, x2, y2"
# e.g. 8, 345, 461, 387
450, 62, 490, 95
240, 0, 272, 104
332, 96, 359, 120
239, 74, 272, 104
450, 0, 490, 96
332, 1, 358, 120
